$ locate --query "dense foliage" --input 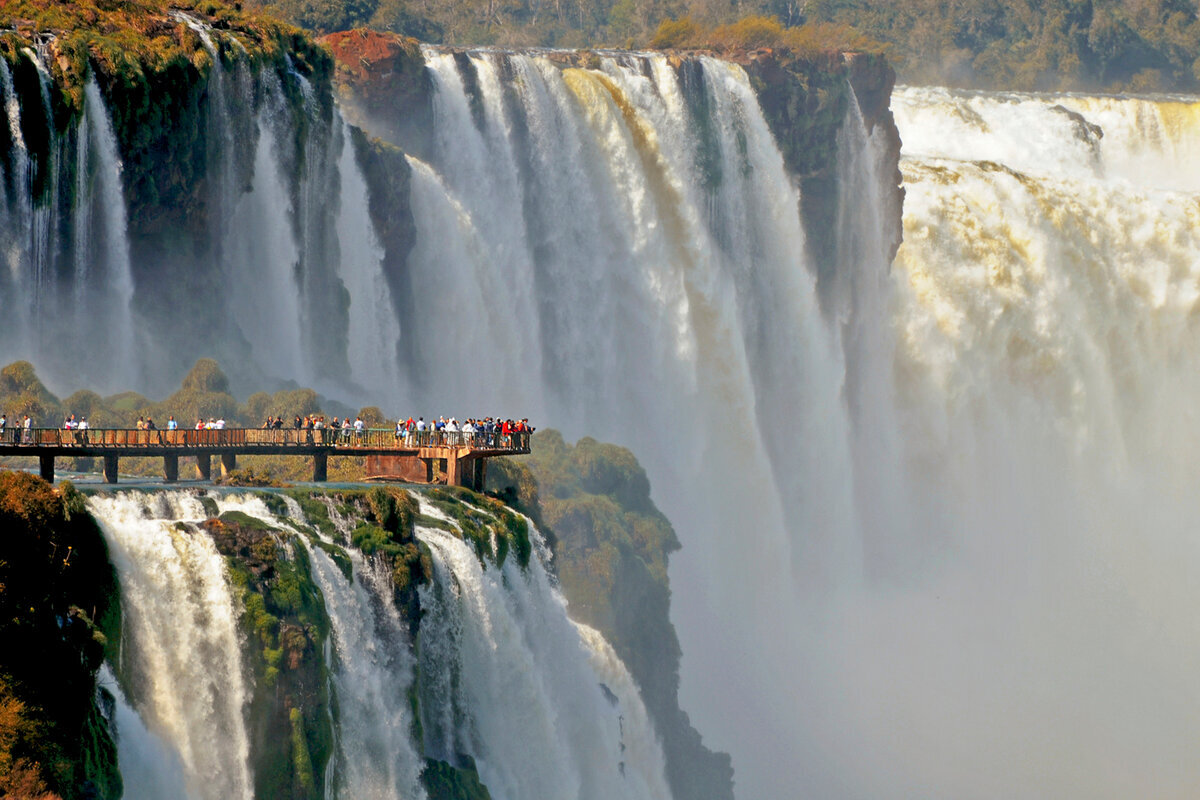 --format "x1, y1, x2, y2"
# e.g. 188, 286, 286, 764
0, 474, 121, 799
246, 0, 1200, 92
815, 0, 1200, 92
